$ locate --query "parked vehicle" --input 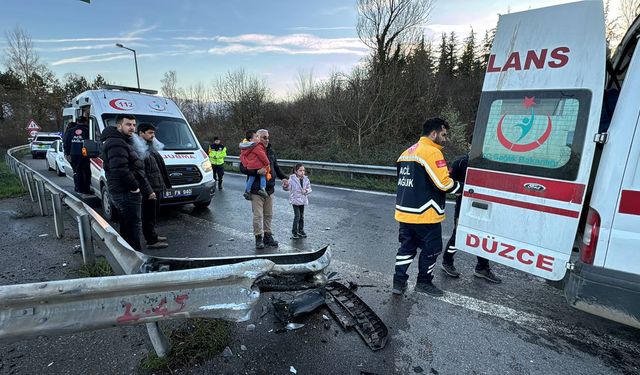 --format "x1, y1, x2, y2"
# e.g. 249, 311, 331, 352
46, 140, 66, 176
457, 0, 640, 329
30, 133, 62, 159
64, 85, 215, 220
